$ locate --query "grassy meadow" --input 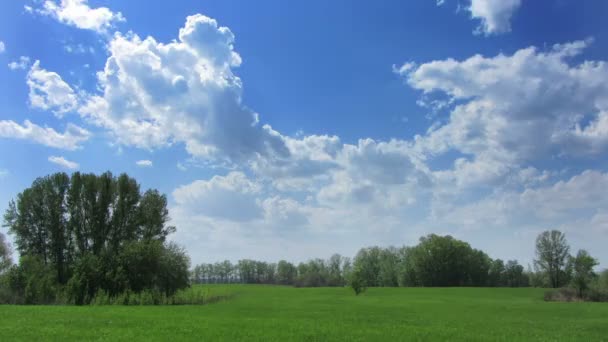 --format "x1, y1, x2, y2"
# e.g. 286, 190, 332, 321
1, 285, 607, 341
